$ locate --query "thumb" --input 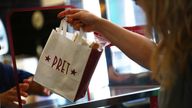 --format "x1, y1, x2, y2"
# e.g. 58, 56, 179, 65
23, 77, 33, 83
19, 83, 29, 91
